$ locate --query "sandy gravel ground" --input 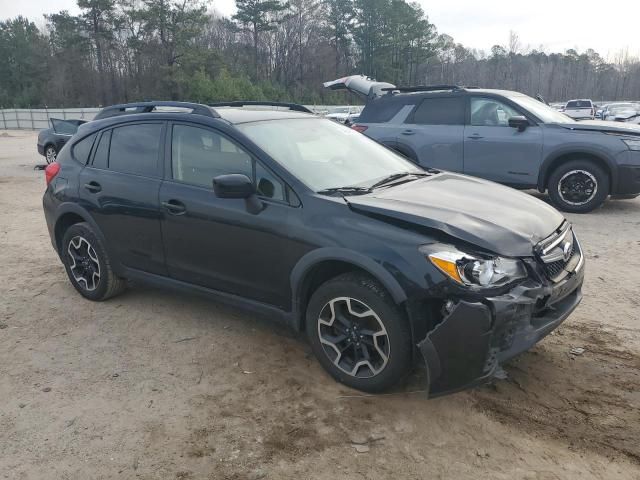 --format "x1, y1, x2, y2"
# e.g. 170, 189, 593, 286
1, 130, 639, 480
